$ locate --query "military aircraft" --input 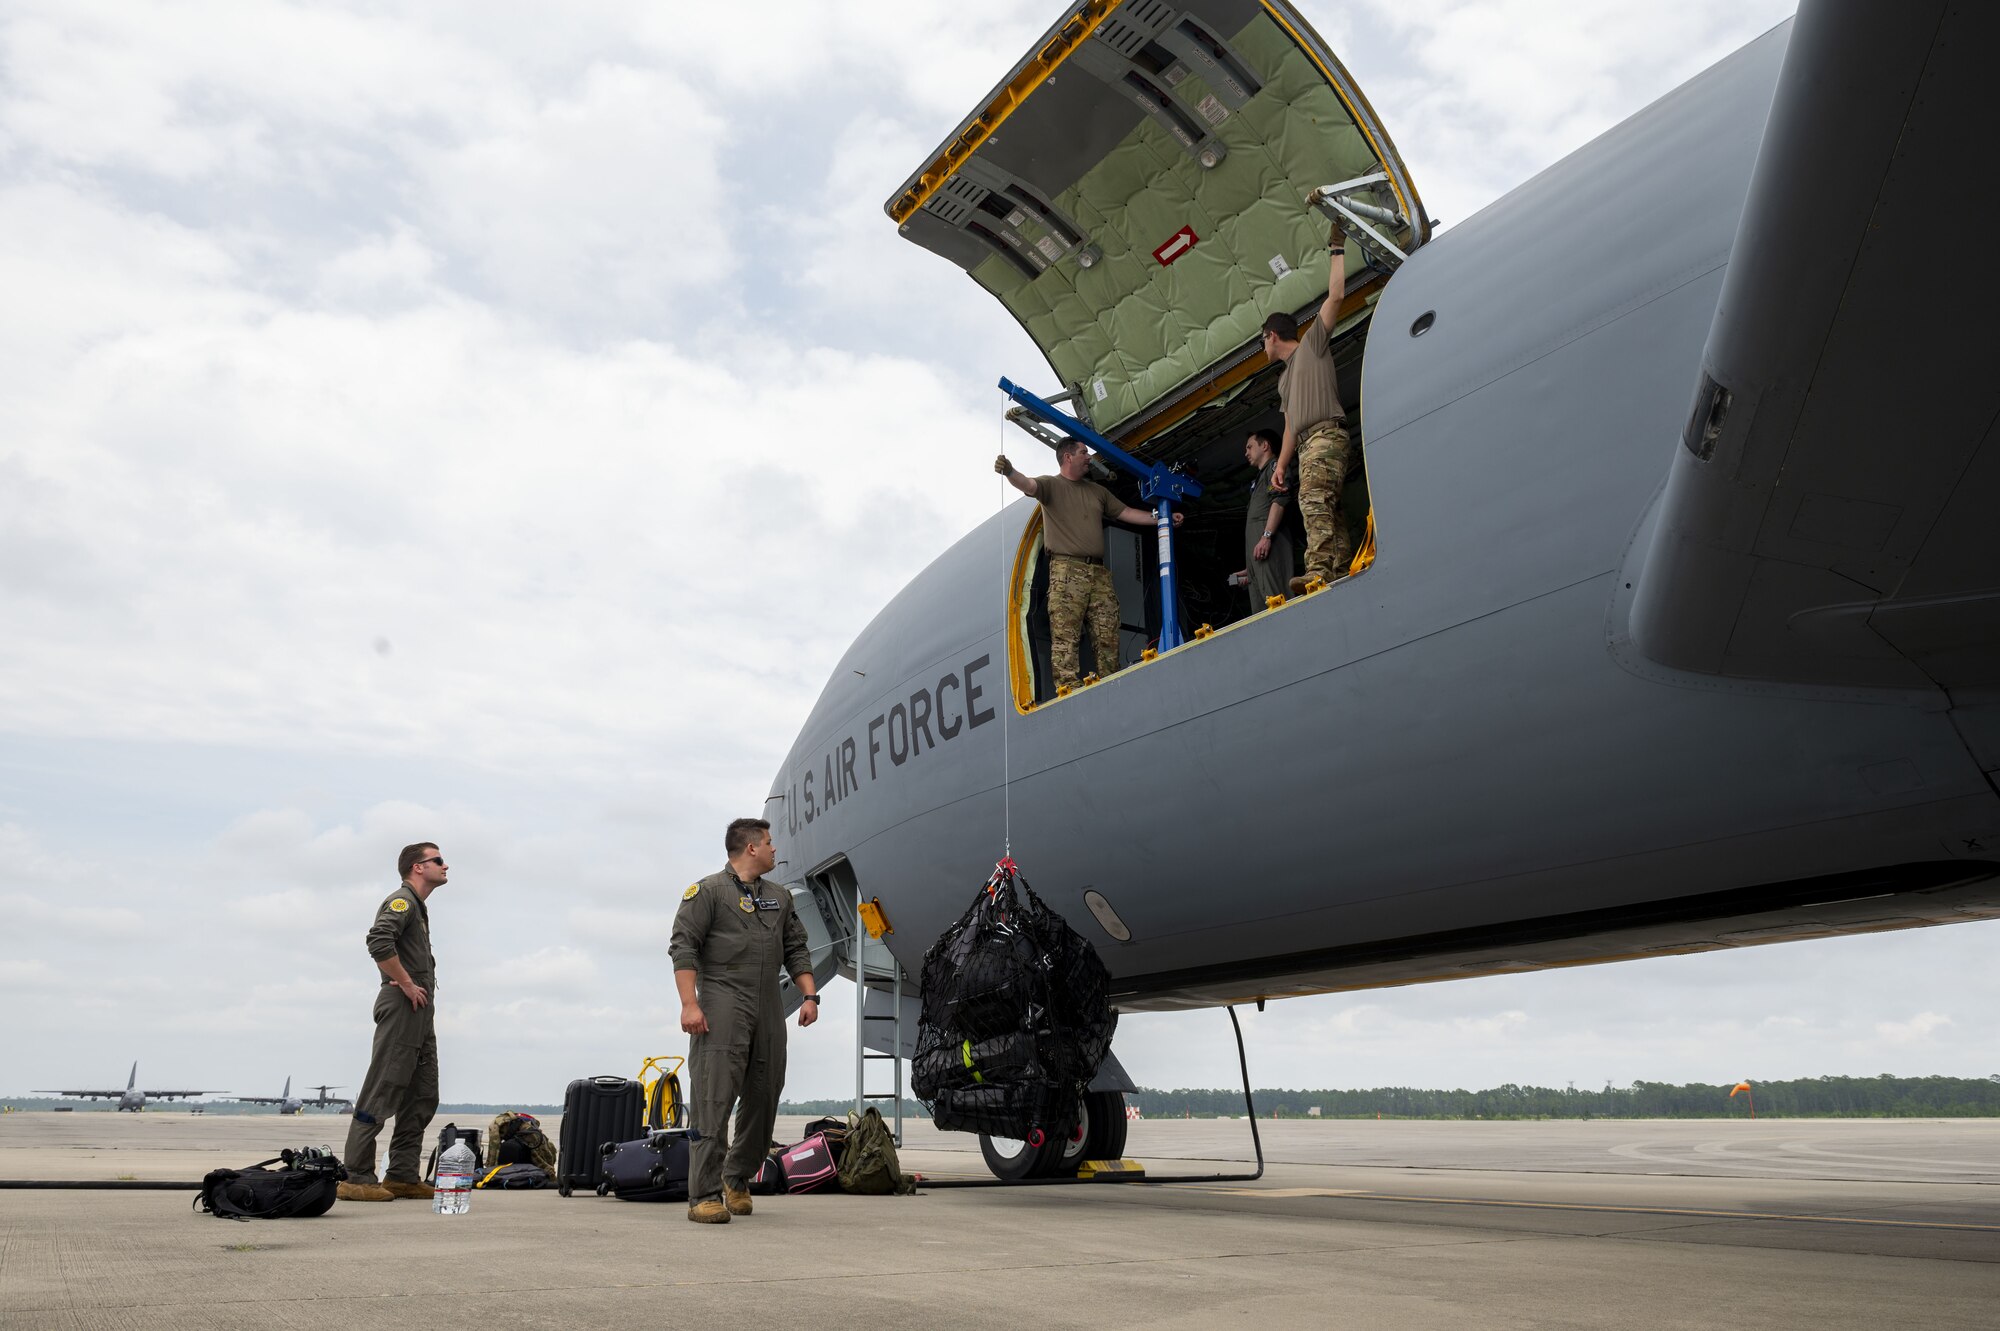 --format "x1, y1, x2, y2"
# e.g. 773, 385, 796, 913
767, 0, 2000, 1179
302, 1084, 352, 1111
36, 1062, 218, 1112
232, 1076, 305, 1114
231, 1076, 348, 1114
